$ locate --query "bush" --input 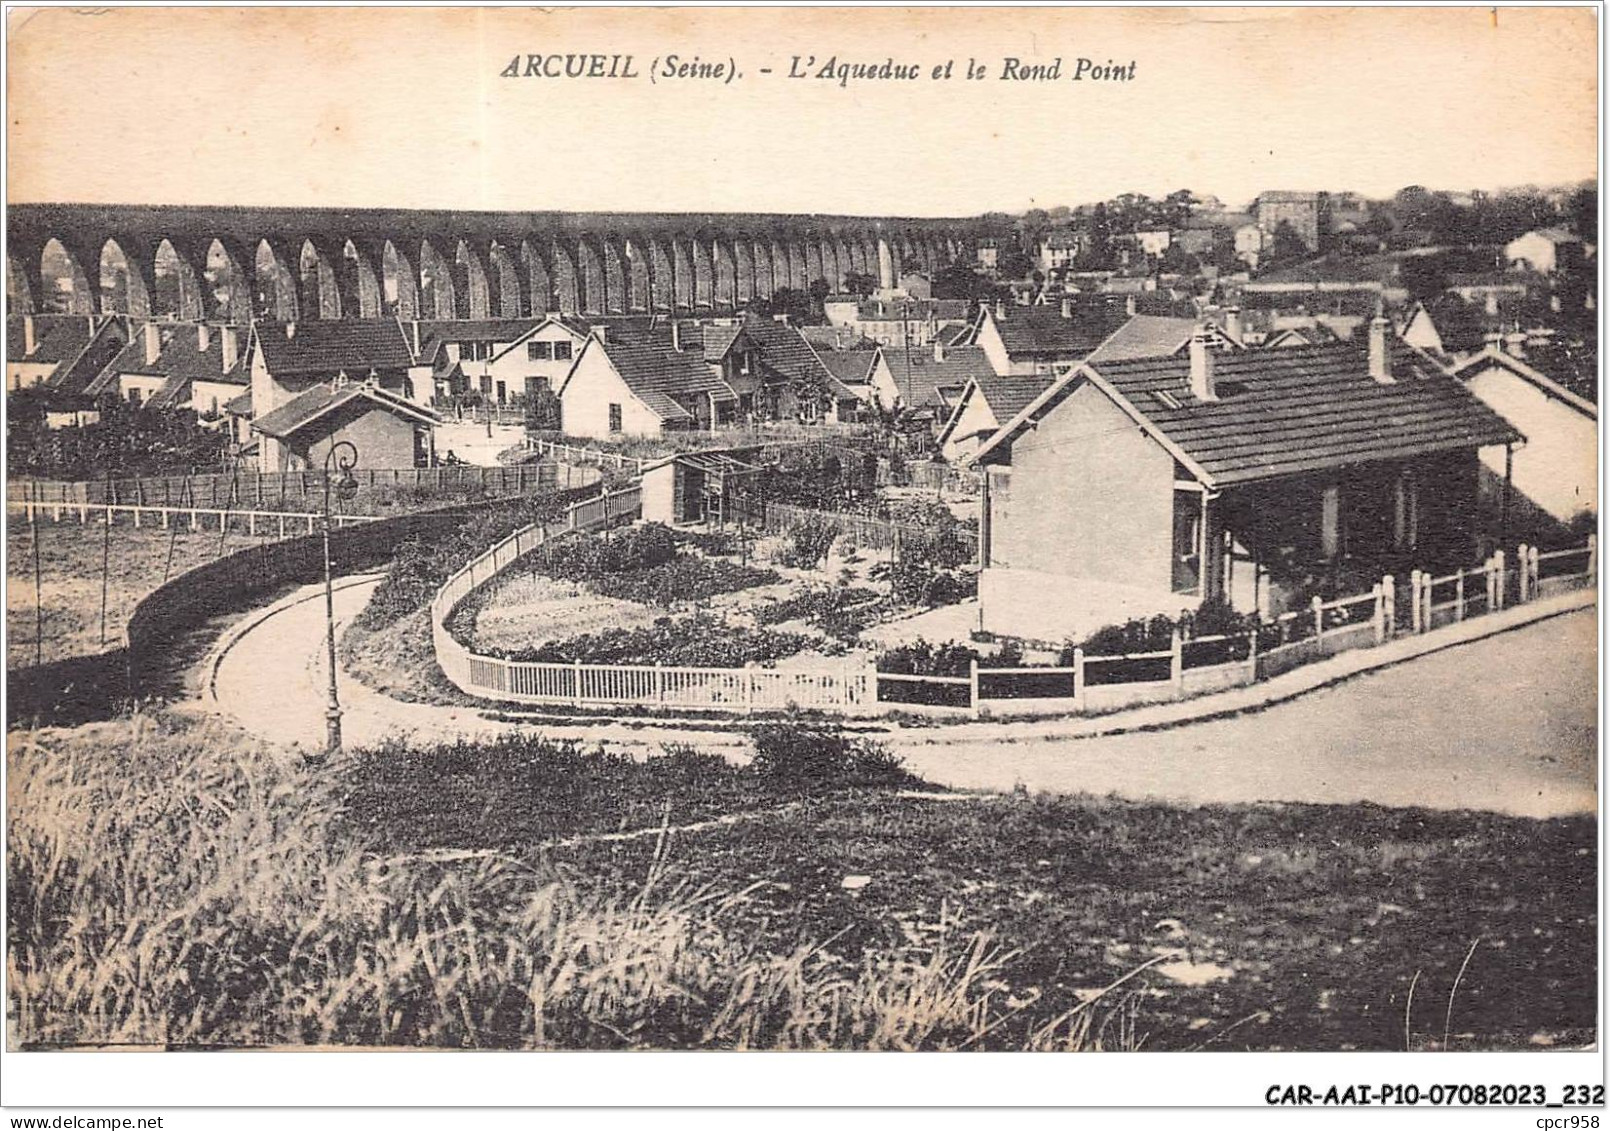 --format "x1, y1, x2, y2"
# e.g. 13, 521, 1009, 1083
746, 725, 918, 791
533, 521, 678, 580
877, 638, 978, 677
592, 555, 780, 606
776, 514, 839, 569
495, 614, 813, 667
